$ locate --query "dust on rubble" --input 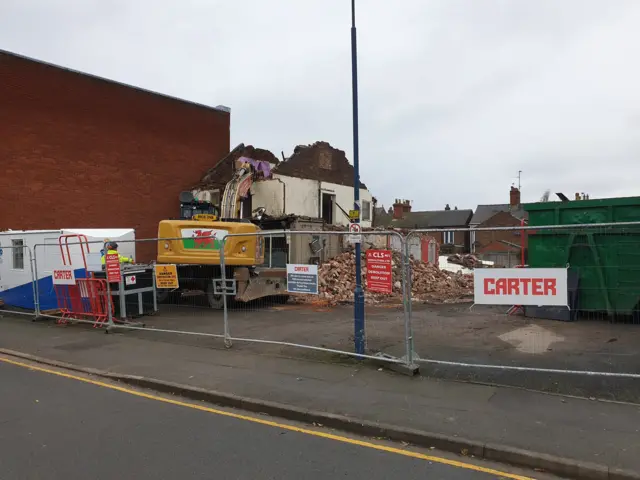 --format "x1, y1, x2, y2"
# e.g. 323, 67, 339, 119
292, 251, 474, 306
